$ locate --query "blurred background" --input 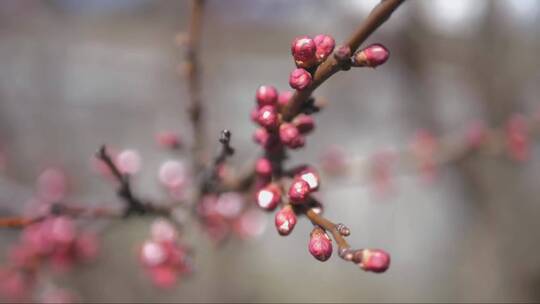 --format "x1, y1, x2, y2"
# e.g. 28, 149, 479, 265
1, 0, 540, 302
